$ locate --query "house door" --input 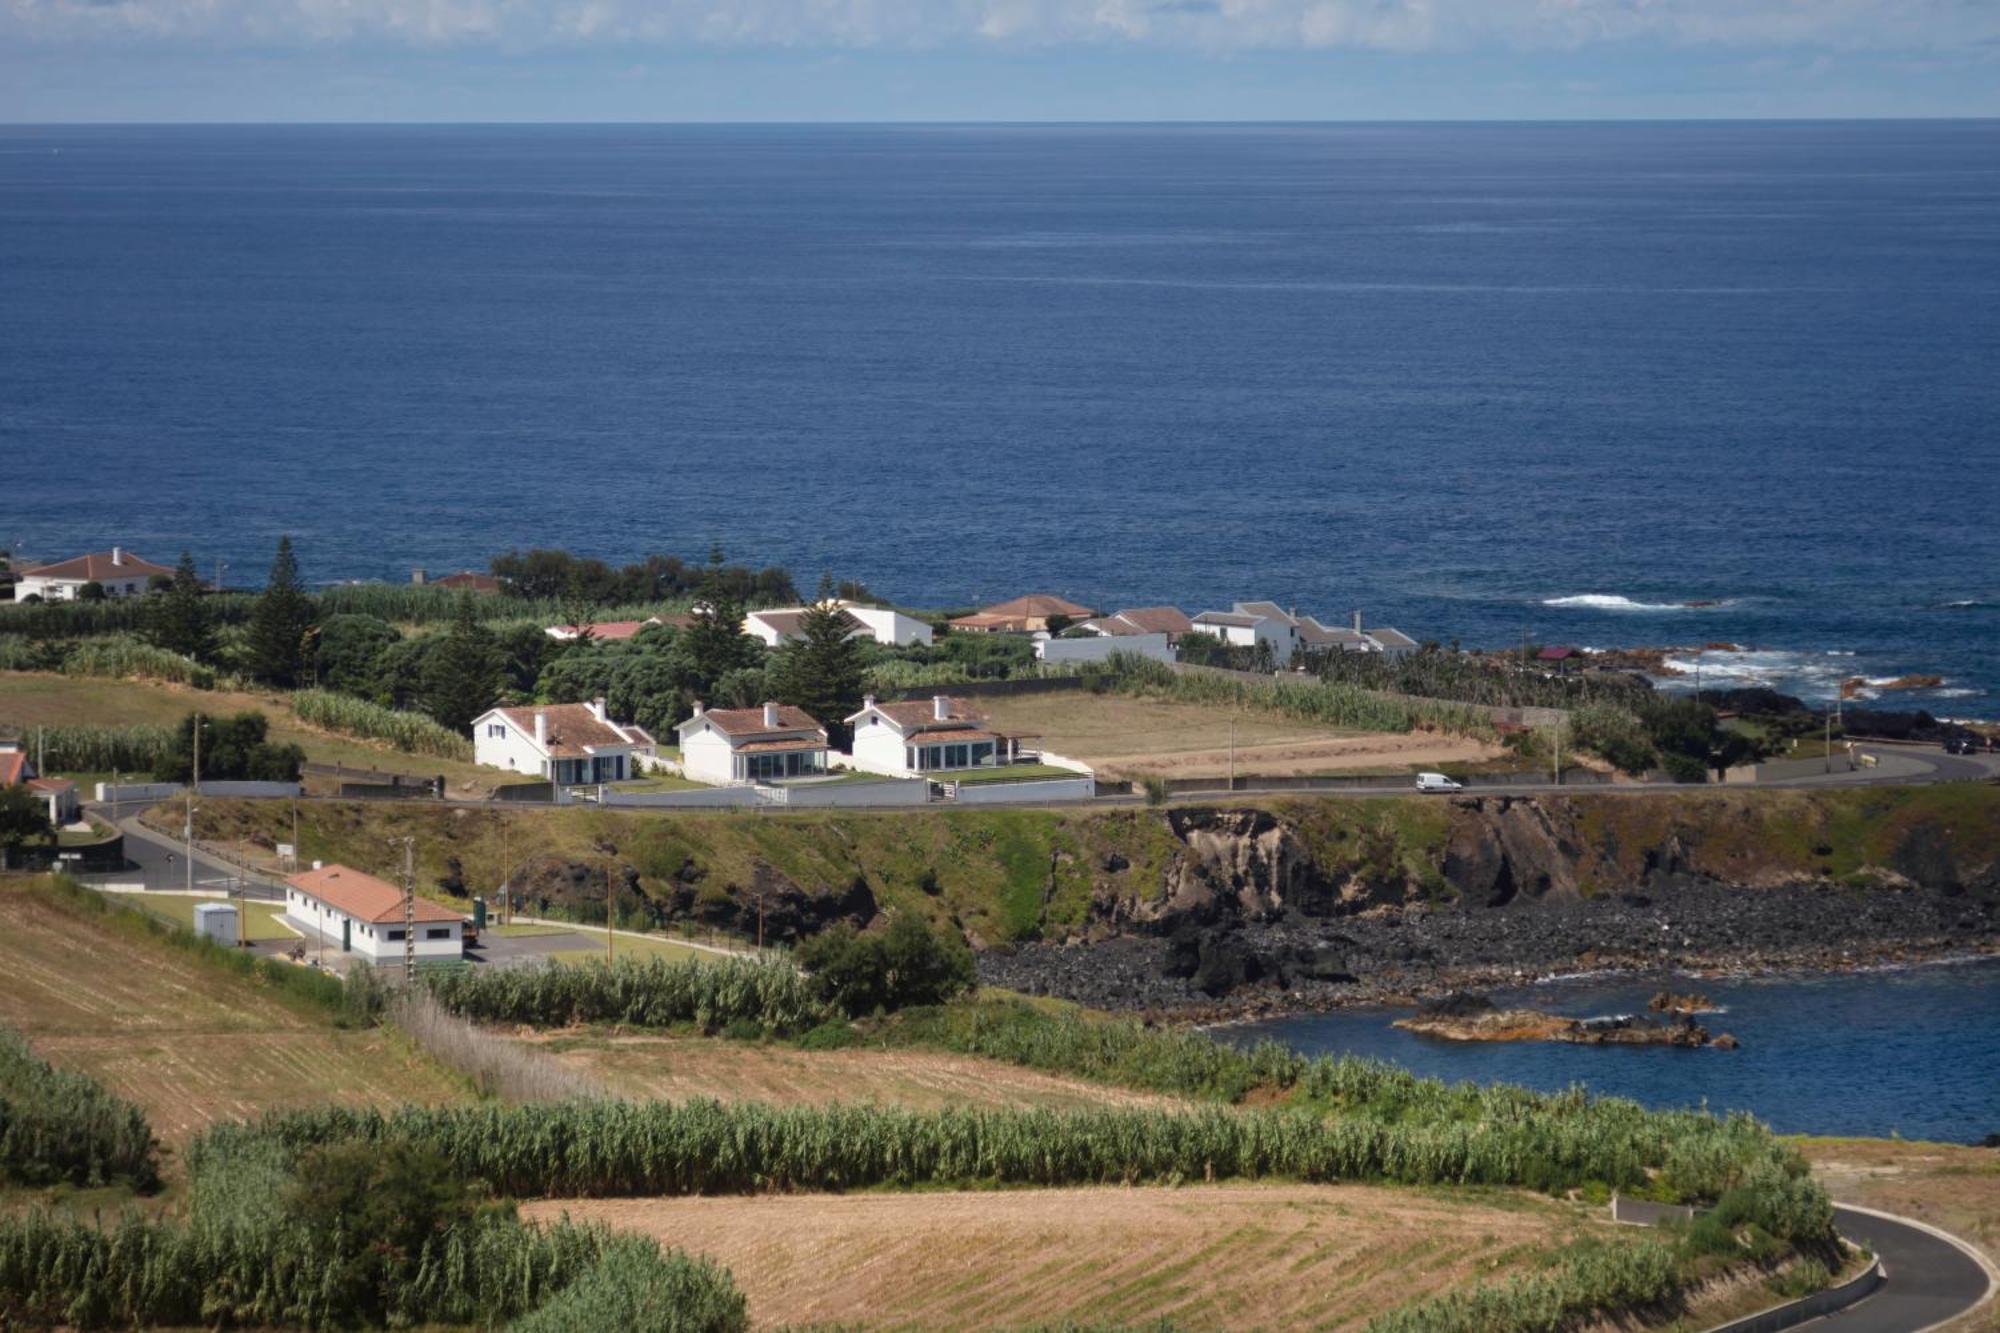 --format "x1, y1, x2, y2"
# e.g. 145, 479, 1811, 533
341, 918, 351, 953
